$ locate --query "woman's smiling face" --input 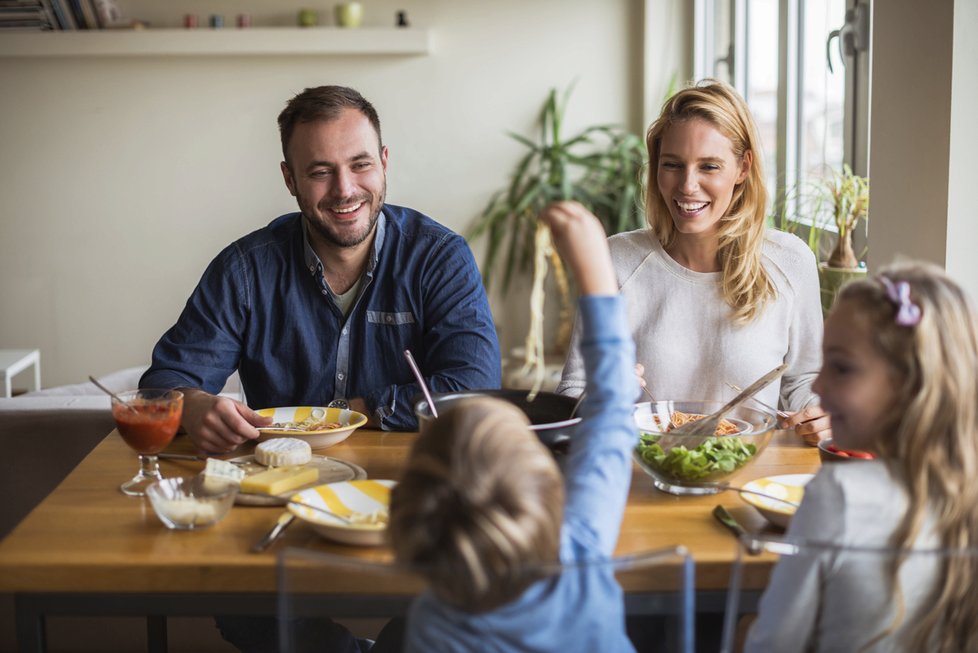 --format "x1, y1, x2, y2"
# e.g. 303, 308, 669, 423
656, 118, 751, 239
